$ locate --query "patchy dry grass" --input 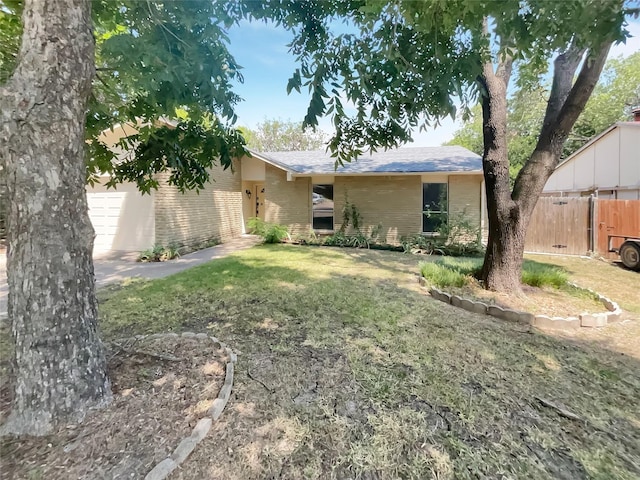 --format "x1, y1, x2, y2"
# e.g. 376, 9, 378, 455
92, 245, 640, 479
